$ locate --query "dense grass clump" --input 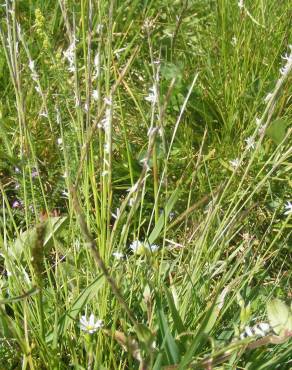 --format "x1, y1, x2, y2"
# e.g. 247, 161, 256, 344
0, 0, 291, 369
